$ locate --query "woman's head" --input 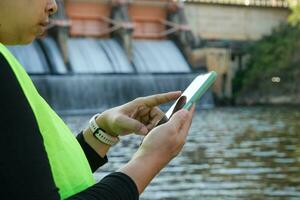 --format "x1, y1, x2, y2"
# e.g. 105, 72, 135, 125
0, 0, 57, 45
